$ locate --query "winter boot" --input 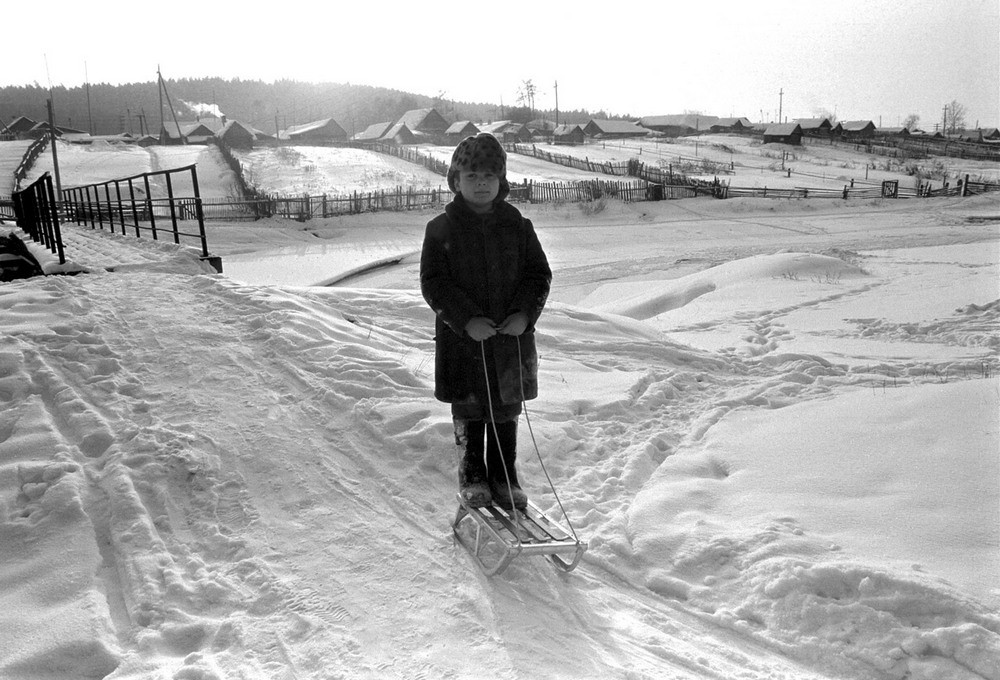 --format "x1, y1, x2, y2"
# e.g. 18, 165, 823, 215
486, 420, 528, 511
459, 420, 492, 508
